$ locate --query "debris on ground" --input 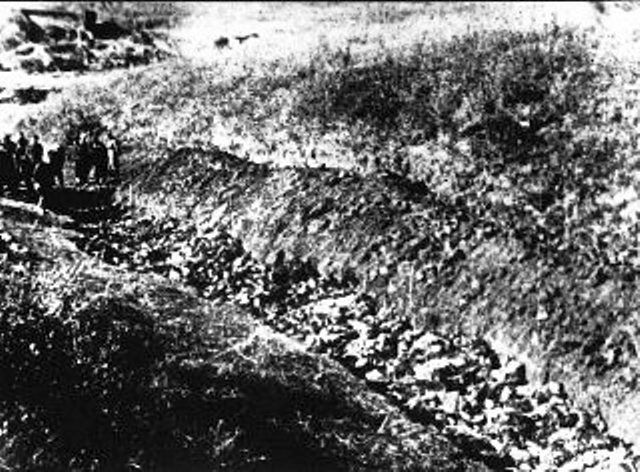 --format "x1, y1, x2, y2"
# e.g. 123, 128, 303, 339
73, 209, 640, 471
